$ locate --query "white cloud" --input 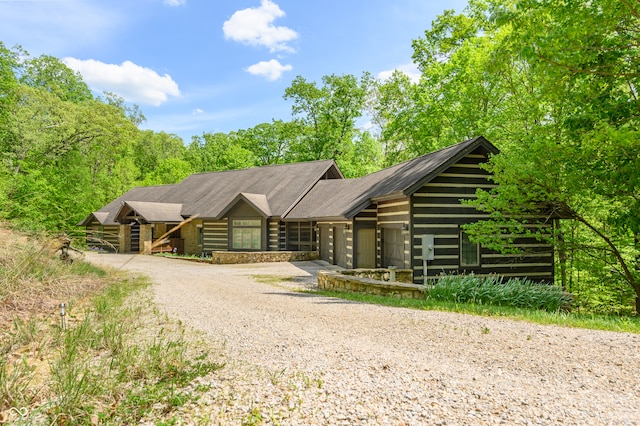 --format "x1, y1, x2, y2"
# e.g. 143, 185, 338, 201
377, 63, 421, 84
246, 59, 292, 81
192, 108, 205, 115
164, 0, 186, 6
223, 0, 298, 53
63, 58, 181, 106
